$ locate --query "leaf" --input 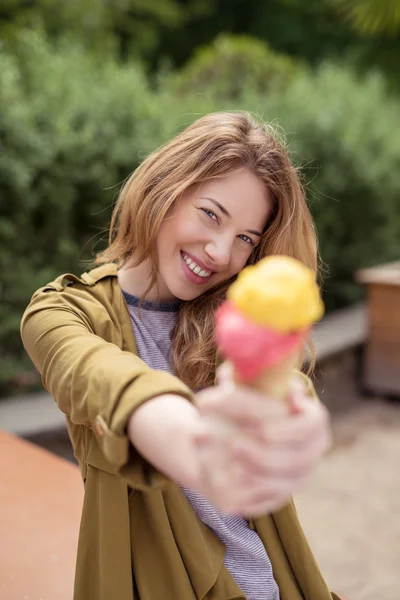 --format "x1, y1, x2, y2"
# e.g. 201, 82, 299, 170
332, 0, 400, 36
